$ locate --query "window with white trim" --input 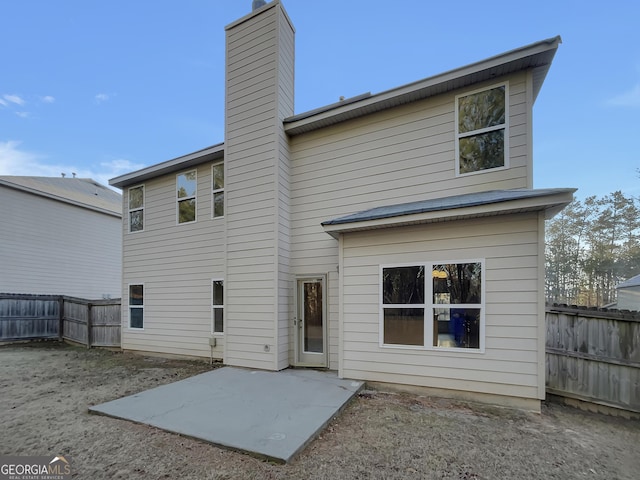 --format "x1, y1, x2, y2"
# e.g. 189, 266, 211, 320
129, 284, 144, 329
177, 170, 197, 224
381, 261, 484, 350
456, 83, 508, 175
212, 280, 224, 334
212, 163, 224, 218
128, 185, 144, 233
